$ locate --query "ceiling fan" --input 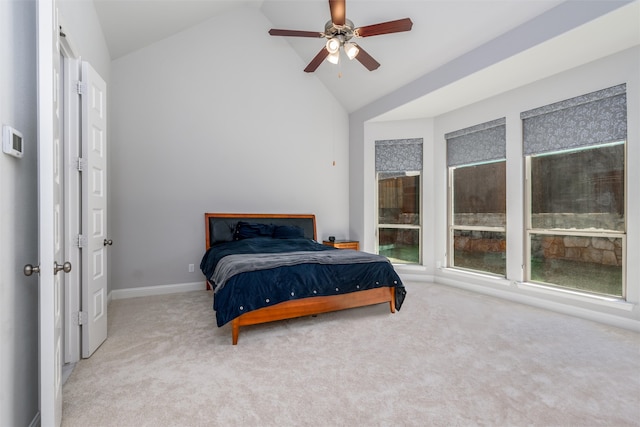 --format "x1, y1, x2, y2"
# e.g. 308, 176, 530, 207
268, 0, 413, 73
